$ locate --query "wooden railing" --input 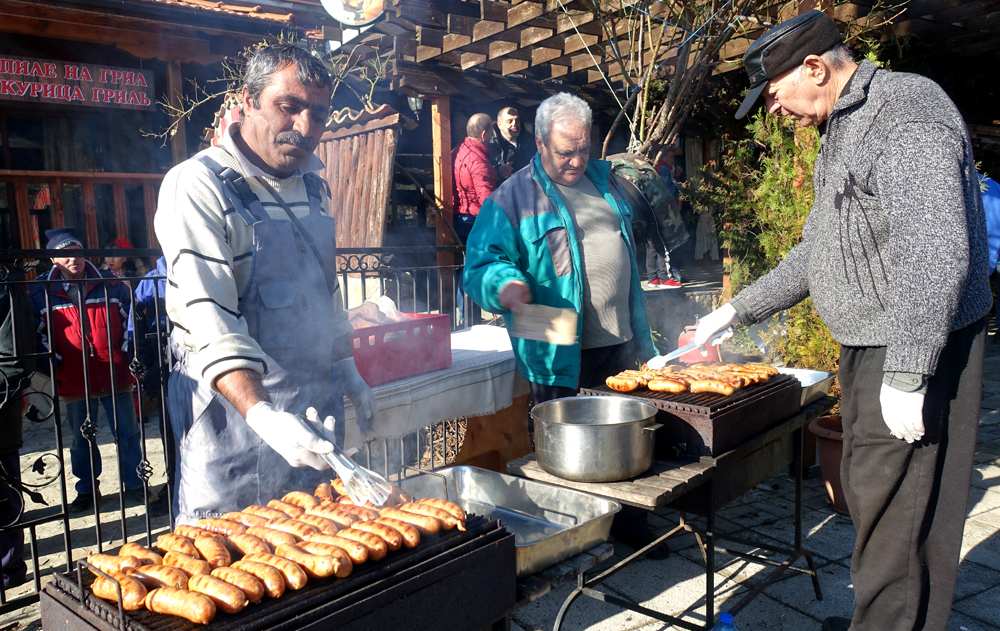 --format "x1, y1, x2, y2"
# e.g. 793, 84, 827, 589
0, 170, 165, 250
